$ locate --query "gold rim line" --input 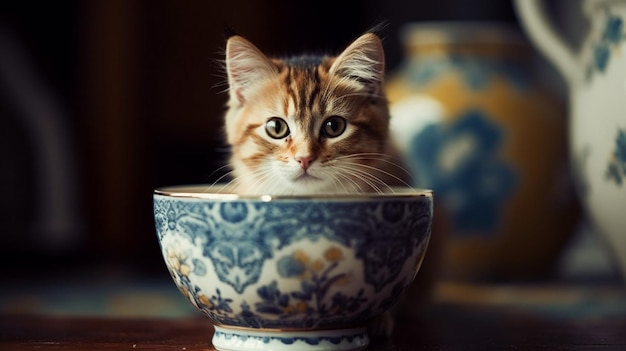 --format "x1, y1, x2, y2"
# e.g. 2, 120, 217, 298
154, 184, 433, 201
